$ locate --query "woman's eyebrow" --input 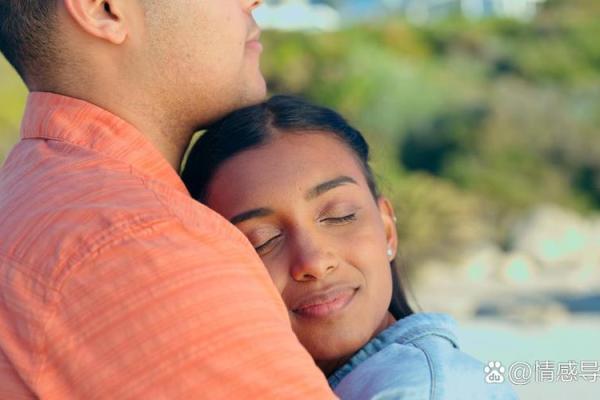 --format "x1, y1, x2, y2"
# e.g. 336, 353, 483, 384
229, 176, 357, 224
230, 207, 274, 225
305, 176, 358, 201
